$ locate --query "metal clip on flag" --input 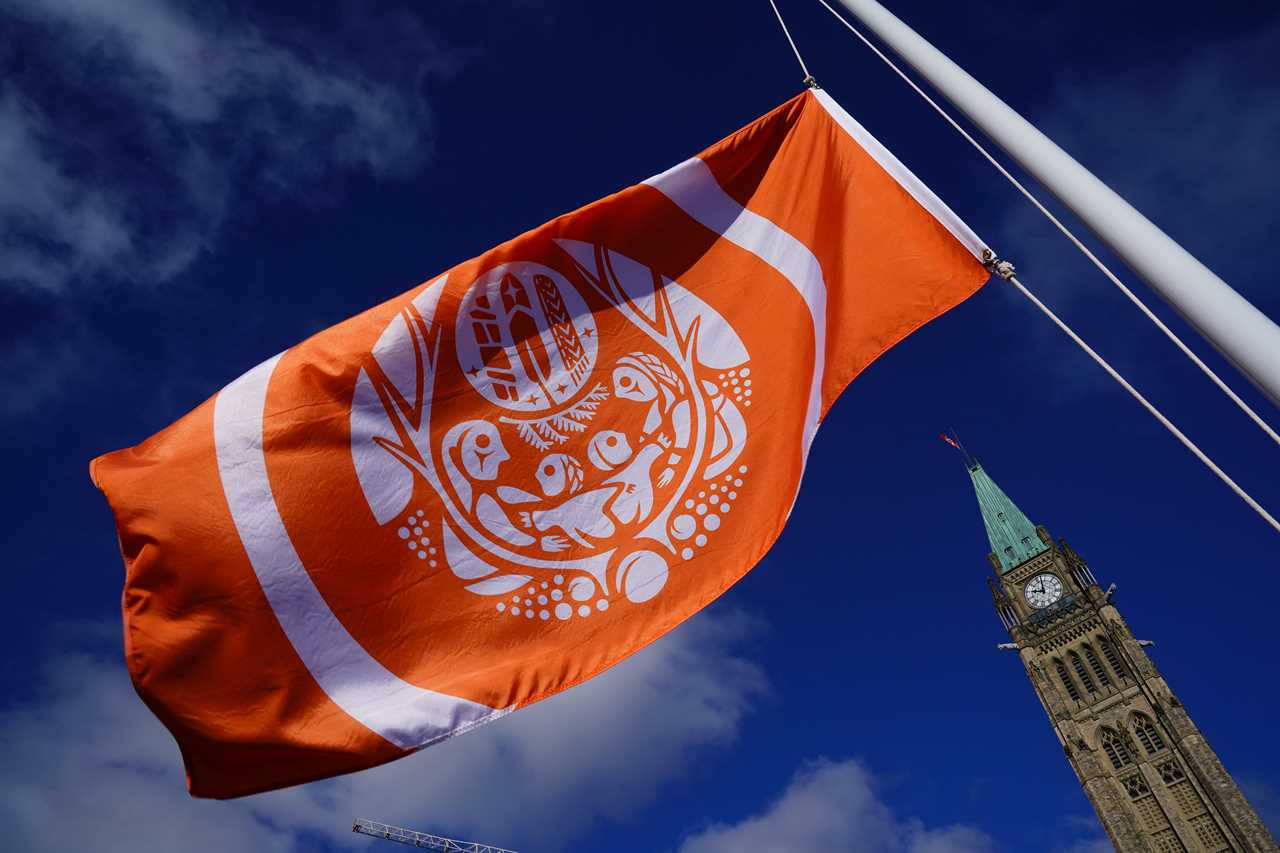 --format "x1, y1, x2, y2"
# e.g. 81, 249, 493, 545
91, 90, 990, 797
